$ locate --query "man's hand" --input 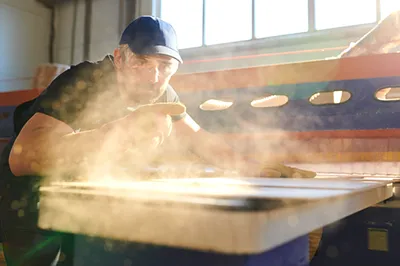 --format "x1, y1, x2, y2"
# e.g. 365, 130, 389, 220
257, 162, 317, 178
89, 109, 174, 175
116, 103, 185, 150
237, 161, 281, 177
235, 158, 317, 178
101, 110, 173, 153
